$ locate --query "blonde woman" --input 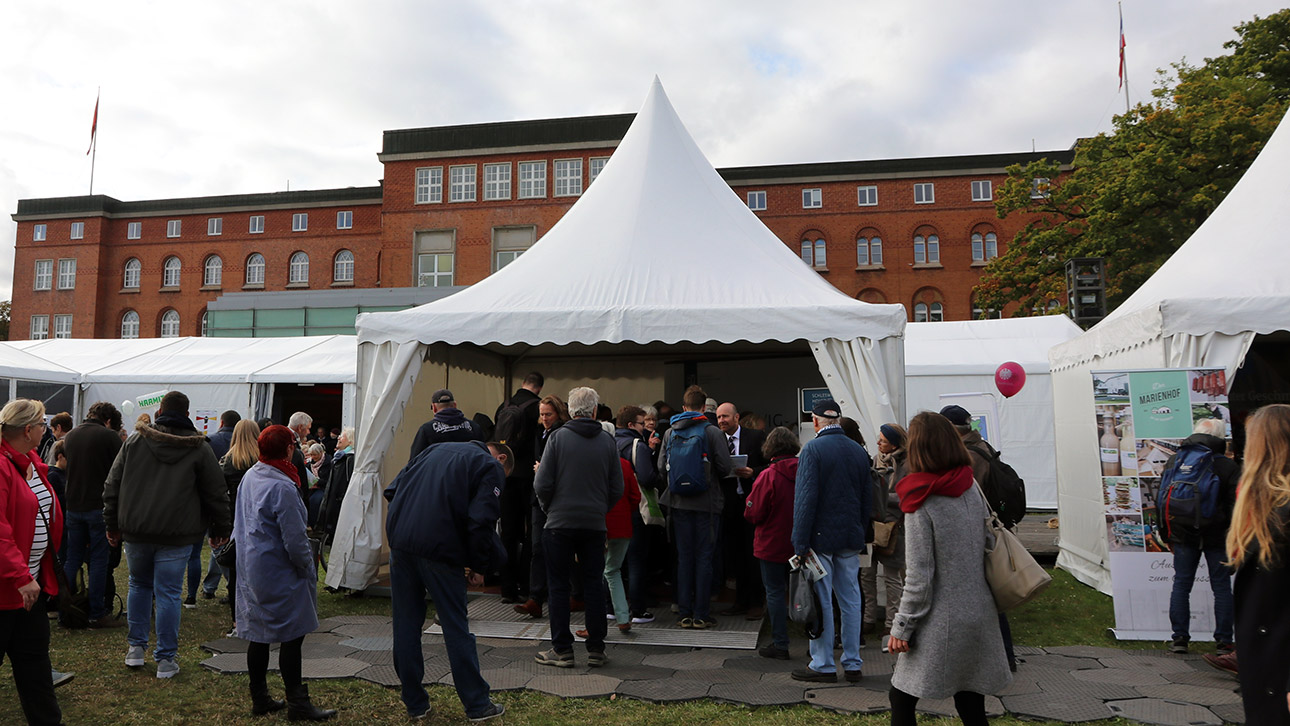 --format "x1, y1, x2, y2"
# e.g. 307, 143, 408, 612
1226, 404, 1290, 725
